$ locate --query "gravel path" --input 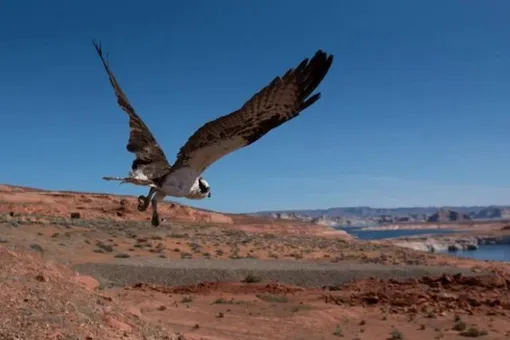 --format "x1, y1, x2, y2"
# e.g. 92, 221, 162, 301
73, 258, 484, 288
